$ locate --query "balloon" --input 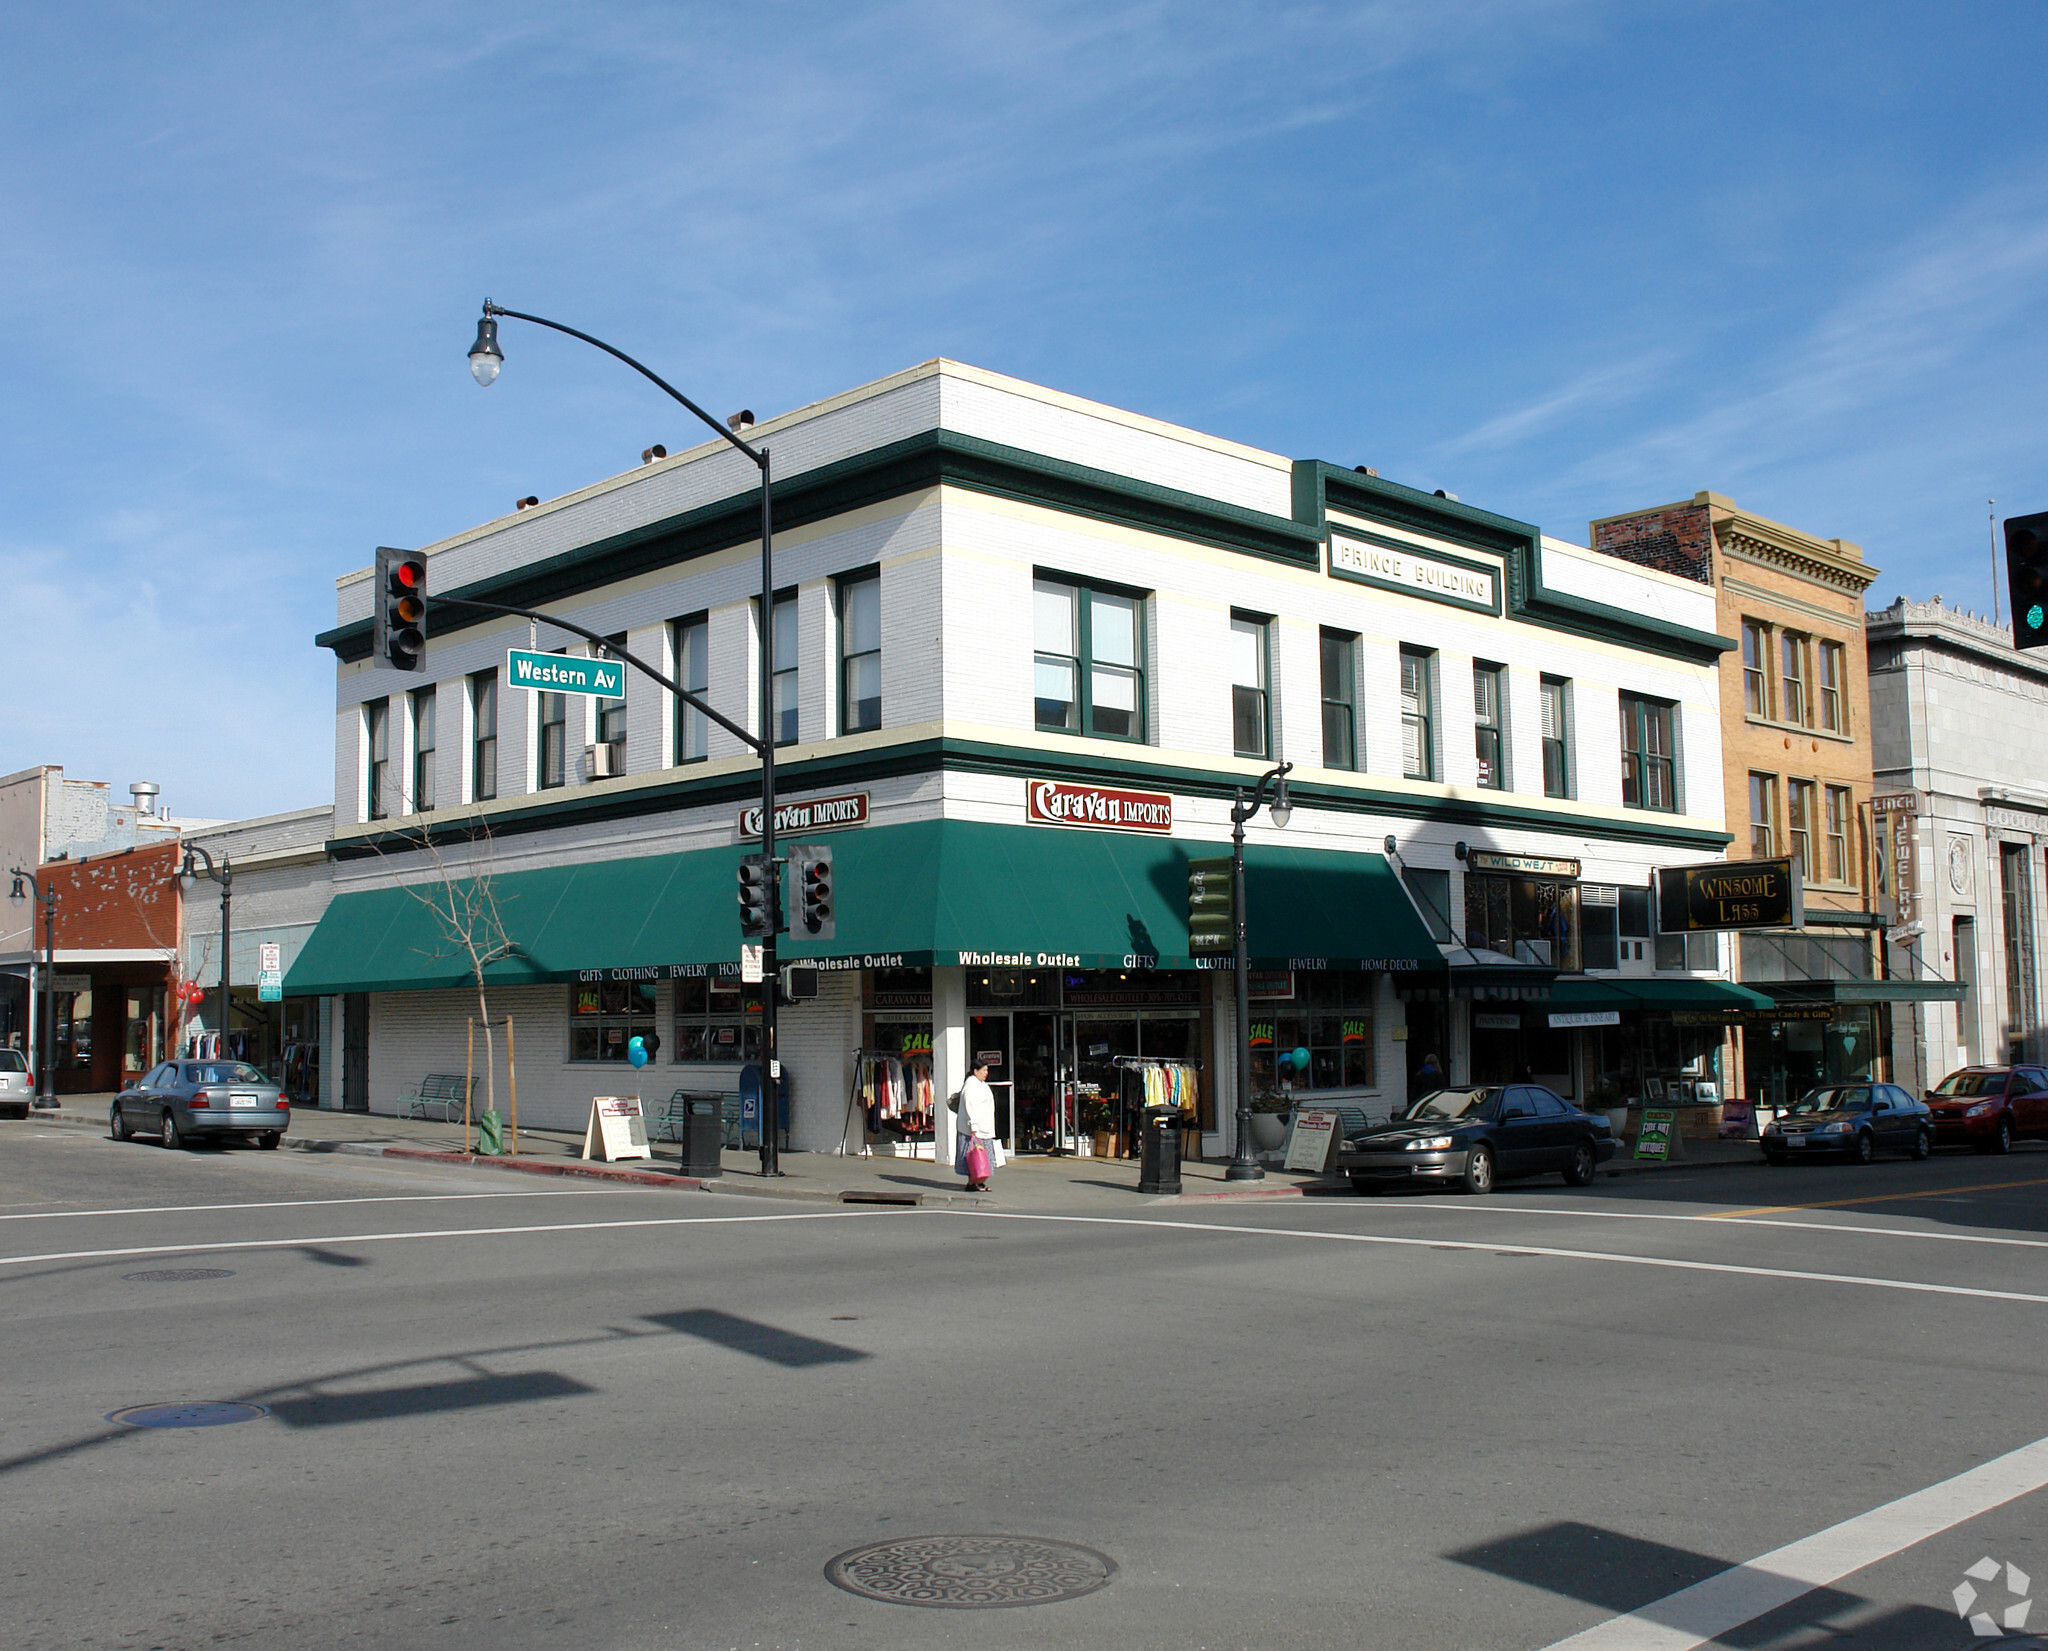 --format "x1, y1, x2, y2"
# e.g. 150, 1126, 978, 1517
627, 1036, 648, 1069
1291, 1046, 1312, 1074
